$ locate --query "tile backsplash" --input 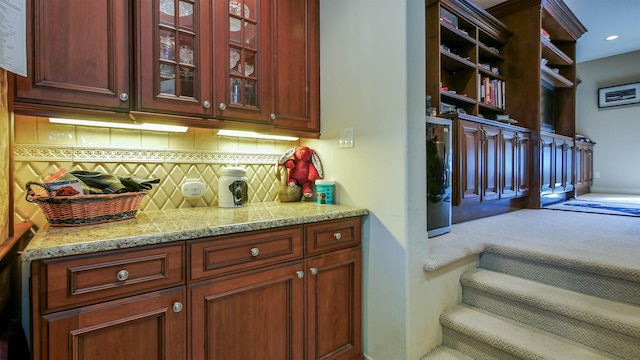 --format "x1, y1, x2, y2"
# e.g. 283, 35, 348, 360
14, 115, 299, 228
